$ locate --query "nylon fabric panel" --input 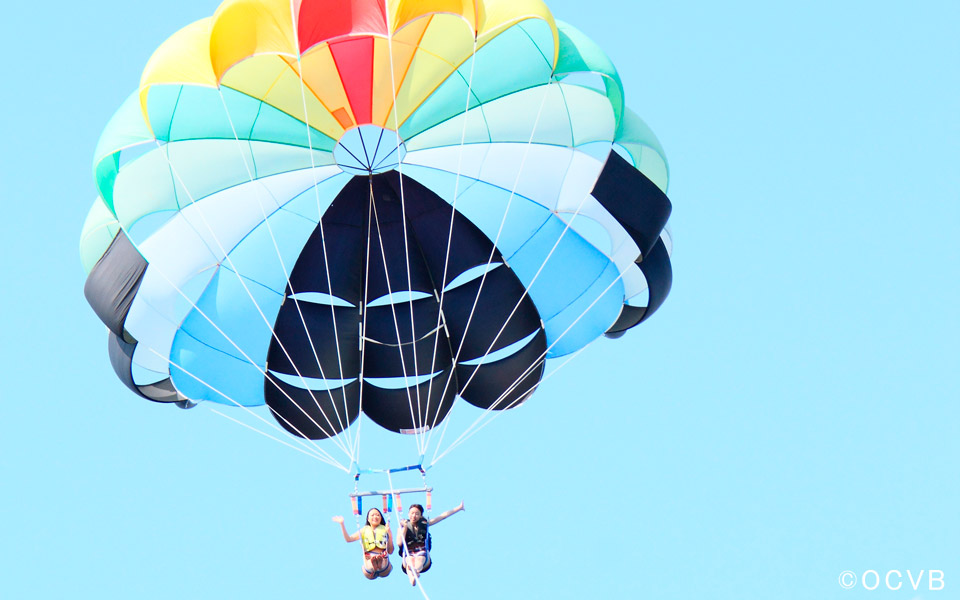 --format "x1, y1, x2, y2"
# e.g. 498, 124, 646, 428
125, 269, 215, 377
107, 332, 148, 400
209, 0, 298, 79
170, 332, 267, 407
457, 329, 545, 410
157, 188, 329, 394
541, 261, 623, 357
639, 237, 673, 320
285, 208, 366, 306
465, 20, 554, 104
111, 144, 335, 231
362, 367, 455, 434
439, 265, 542, 359
131, 359, 170, 388
404, 84, 612, 151
405, 194, 503, 289
84, 231, 148, 339
475, 0, 557, 49
408, 13, 475, 72
392, 47, 462, 129
404, 142, 642, 293
94, 91, 154, 167
592, 150, 671, 258
139, 19, 218, 110
370, 31, 423, 126
297, 0, 387, 54
266, 189, 367, 383
93, 92, 154, 210
396, 20, 558, 141
298, 46, 357, 129
330, 37, 375, 125
123, 169, 318, 361
365, 215, 437, 299
266, 377, 360, 439
268, 303, 360, 379
604, 305, 644, 339
219, 186, 347, 295
362, 178, 437, 300
615, 108, 669, 192
554, 21, 624, 132
605, 237, 672, 336
387, 14, 476, 129
221, 55, 346, 141
404, 144, 610, 217
145, 86, 335, 149
380, 170, 503, 287
390, 0, 477, 32
364, 300, 441, 347
362, 320, 452, 379
397, 70, 480, 142
169, 270, 282, 407
280, 172, 354, 224
80, 198, 122, 273
155, 179, 332, 407
506, 212, 615, 319
175, 268, 282, 364
170, 86, 256, 142
402, 167, 550, 261
136, 378, 183, 403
